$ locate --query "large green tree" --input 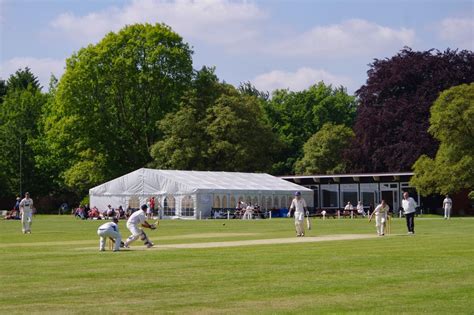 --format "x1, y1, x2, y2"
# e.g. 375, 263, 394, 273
38, 23, 194, 196
295, 123, 354, 175
263, 82, 357, 175
0, 69, 46, 197
410, 83, 474, 196
150, 68, 280, 172
0, 79, 7, 103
